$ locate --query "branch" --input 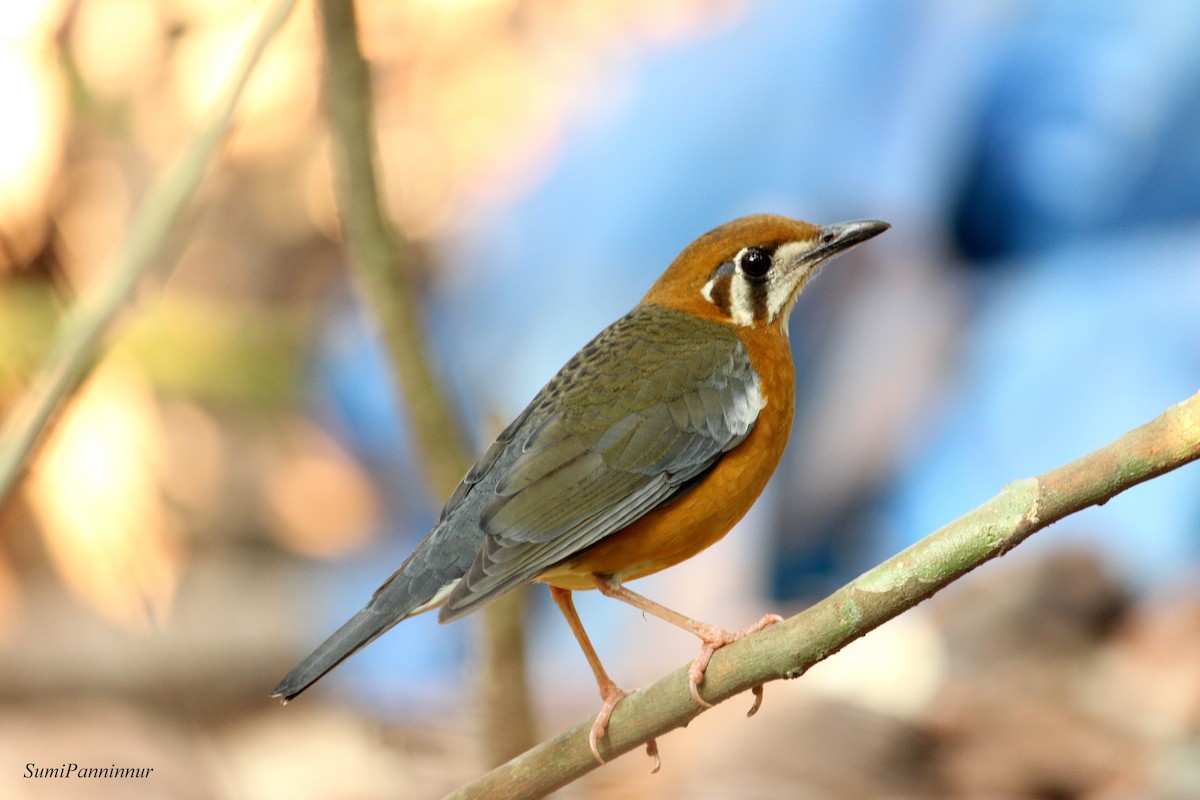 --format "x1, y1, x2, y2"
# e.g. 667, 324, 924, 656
313, 0, 534, 764
0, 0, 298, 508
442, 389, 1200, 800
314, 0, 471, 495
